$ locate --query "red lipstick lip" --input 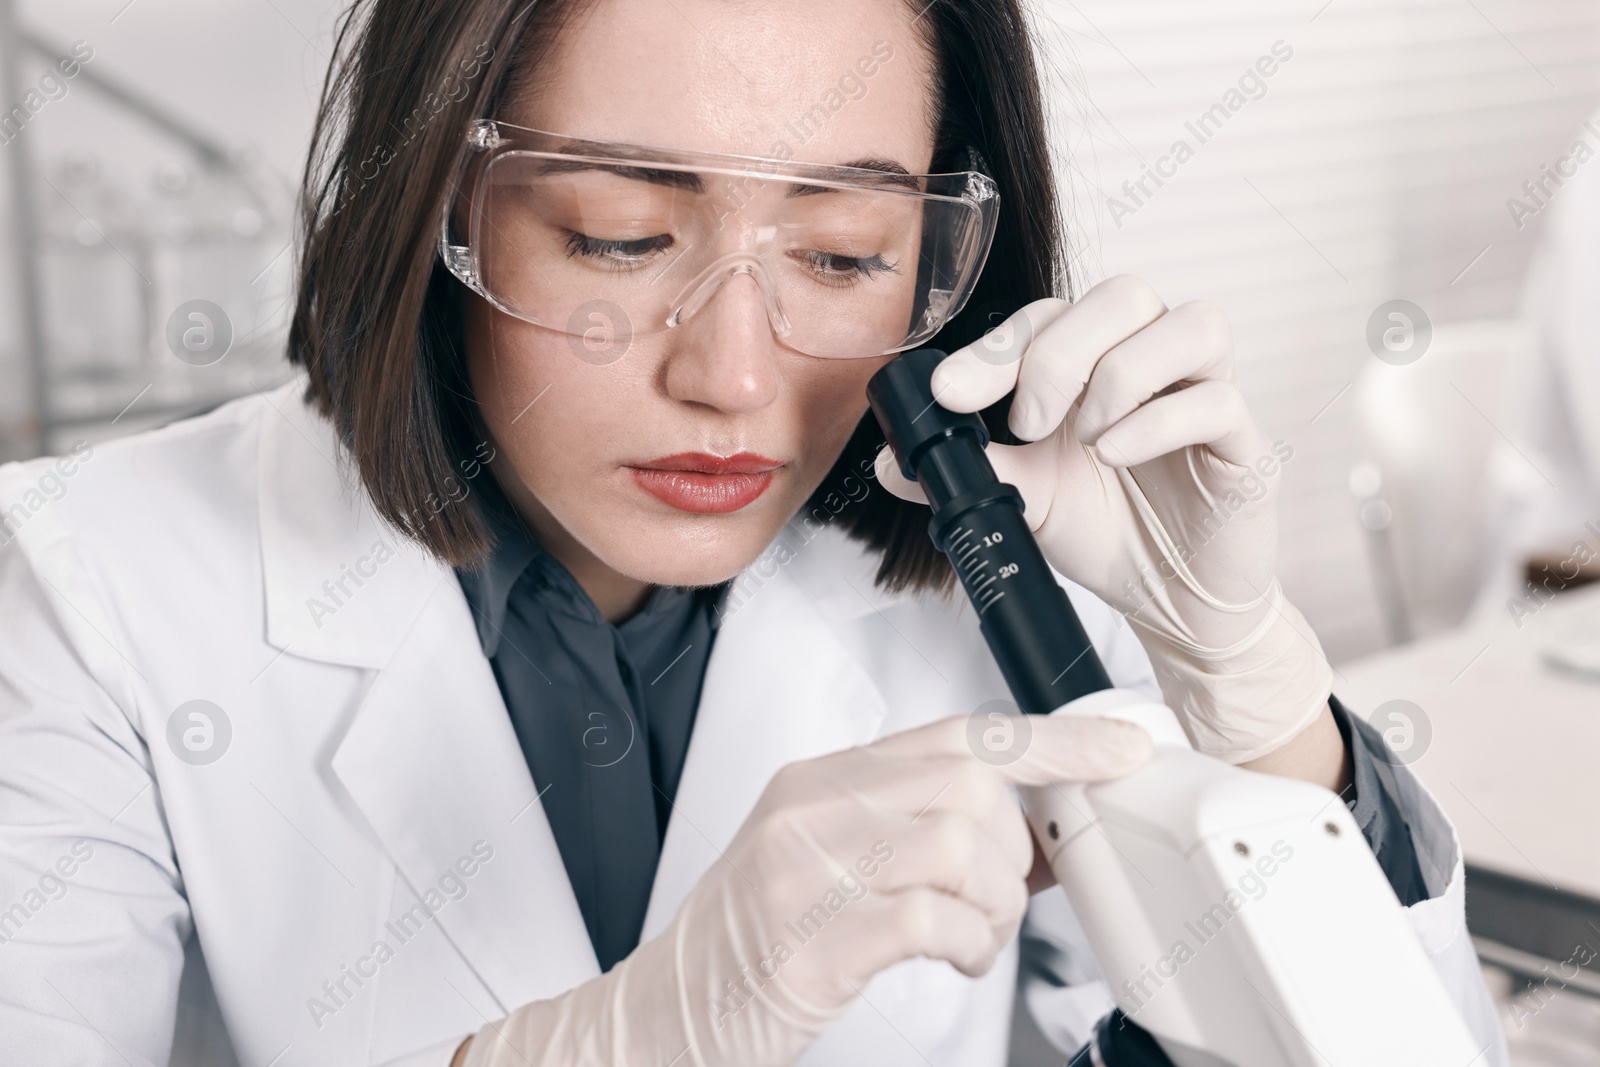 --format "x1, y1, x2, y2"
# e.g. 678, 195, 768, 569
631, 451, 783, 475
626, 453, 782, 514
